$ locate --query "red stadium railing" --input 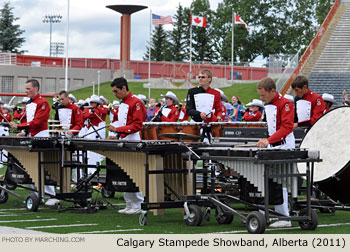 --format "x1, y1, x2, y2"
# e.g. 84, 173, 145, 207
280, 0, 340, 95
